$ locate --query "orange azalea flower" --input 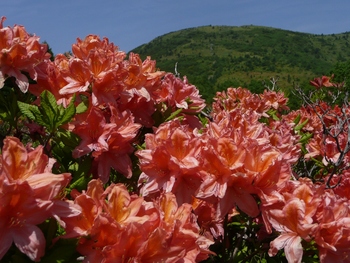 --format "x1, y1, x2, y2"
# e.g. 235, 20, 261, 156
68, 37, 127, 106
92, 106, 141, 182
213, 87, 290, 120
89, 71, 124, 106
64, 180, 105, 238
118, 88, 158, 127
29, 57, 74, 107
57, 35, 127, 113
72, 35, 125, 64
310, 76, 334, 89
0, 179, 52, 261
198, 134, 288, 218
0, 136, 81, 239
260, 90, 289, 111
268, 198, 316, 263
104, 183, 149, 226
0, 17, 50, 92
72, 106, 116, 158
0, 137, 49, 182
191, 197, 225, 239
74, 179, 213, 262
124, 52, 165, 91
266, 179, 321, 262
59, 58, 92, 94
269, 232, 304, 263
93, 132, 136, 182
77, 215, 121, 262
196, 137, 245, 200
314, 191, 350, 262
266, 120, 301, 164
160, 74, 206, 114
75, 180, 159, 262
0, 137, 73, 198
62, 194, 98, 238
213, 87, 253, 113
119, 53, 165, 127
138, 192, 214, 262
137, 119, 204, 204
244, 141, 287, 193
60, 35, 126, 96
210, 109, 265, 144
